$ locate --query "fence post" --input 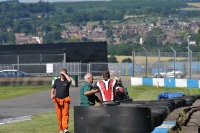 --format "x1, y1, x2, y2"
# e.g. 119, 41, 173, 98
40, 54, 42, 63
63, 48, 66, 68
79, 62, 81, 80
187, 35, 191, 68
126, 62, 128, 80
170, 47, 176, 79
142, 47, 148, 78
16, 49, 19, 77
131, 48, 135, 77
186, 47, 192, 79
88, 62, 91, 73
158, 49, 160, 78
